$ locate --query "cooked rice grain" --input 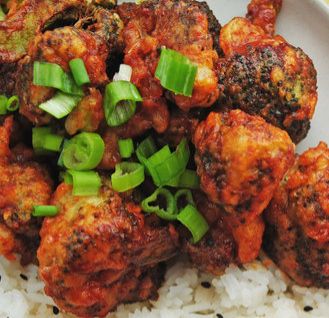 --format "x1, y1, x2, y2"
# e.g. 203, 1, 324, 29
0, 255, 329, 318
